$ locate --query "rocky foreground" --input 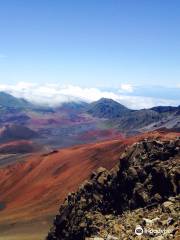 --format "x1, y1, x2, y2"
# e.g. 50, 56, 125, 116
46, 138, 180, 240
